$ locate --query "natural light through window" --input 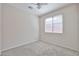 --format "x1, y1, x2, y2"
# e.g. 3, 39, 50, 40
45, 14, 63, 33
